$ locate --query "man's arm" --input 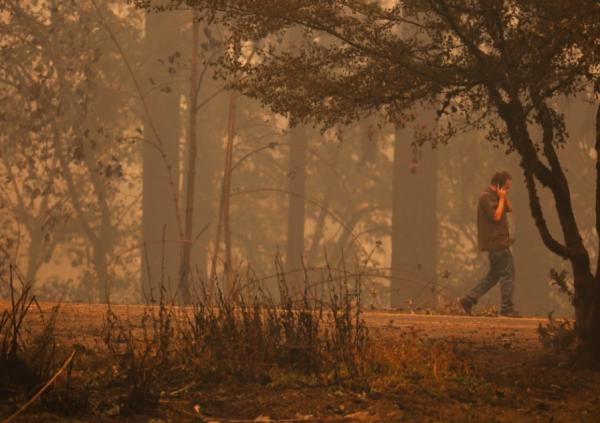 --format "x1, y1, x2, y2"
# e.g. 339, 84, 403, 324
494, 198, 506, 221
494, 186, 508, 221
